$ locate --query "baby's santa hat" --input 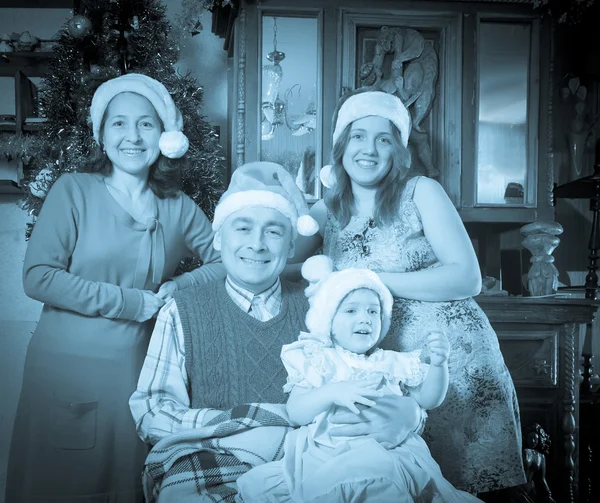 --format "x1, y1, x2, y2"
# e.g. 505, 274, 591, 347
89, 73, 189, 159
302, 255, 393, 344
212, 161, 319, 236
